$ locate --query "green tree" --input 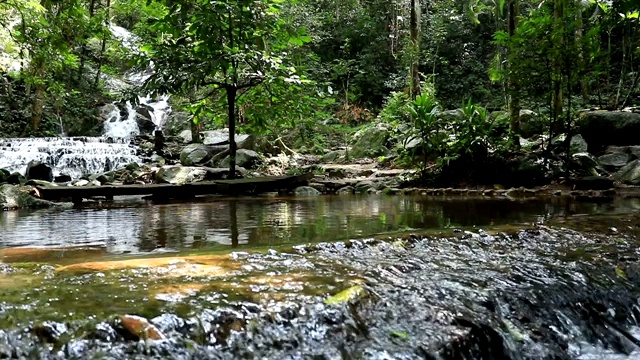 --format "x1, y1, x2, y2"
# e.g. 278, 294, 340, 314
141, 0, 308, 178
